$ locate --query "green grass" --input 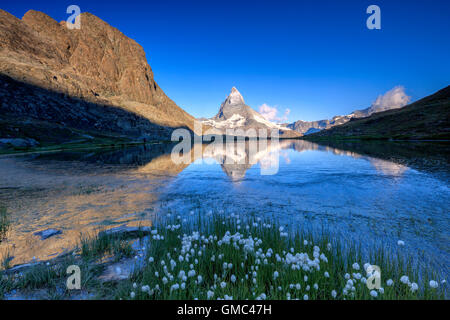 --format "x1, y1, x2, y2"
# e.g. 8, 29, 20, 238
79, 232, 134, 262
0, 207, 9, 242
